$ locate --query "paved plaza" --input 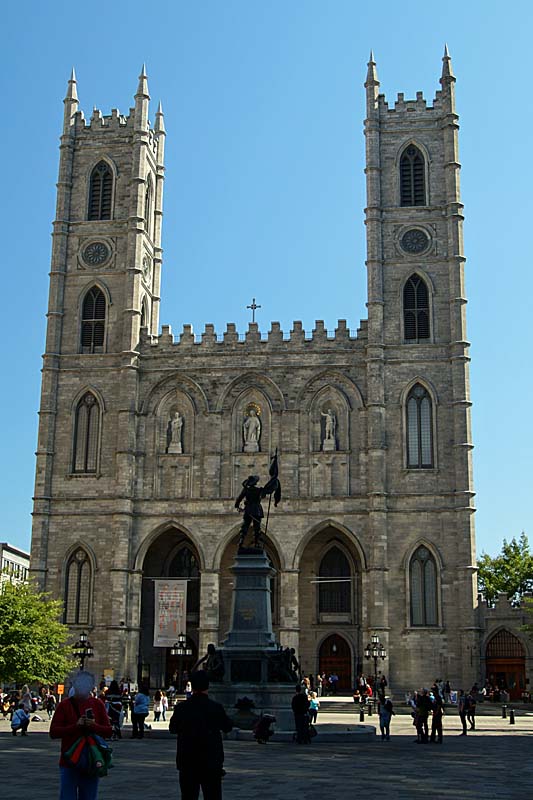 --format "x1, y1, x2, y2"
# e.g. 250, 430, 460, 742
1, 707, 532, 799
